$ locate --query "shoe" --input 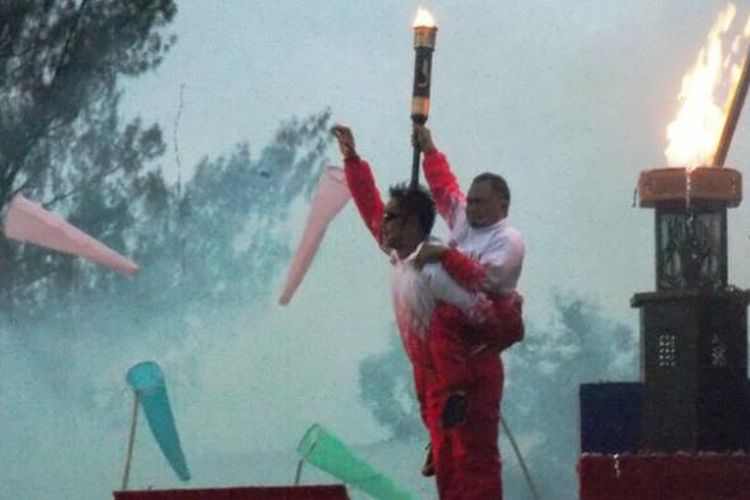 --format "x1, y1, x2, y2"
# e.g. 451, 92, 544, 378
441, 391, 467, 428
421, 443, 435, 477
